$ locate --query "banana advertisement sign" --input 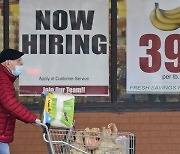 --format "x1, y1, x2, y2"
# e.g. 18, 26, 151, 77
127, 0, 180, 93
19, 0, 109, 96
